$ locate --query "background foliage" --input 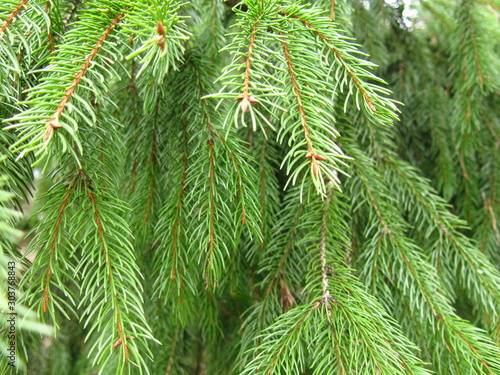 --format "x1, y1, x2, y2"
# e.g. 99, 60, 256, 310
0, 0, 499, 374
